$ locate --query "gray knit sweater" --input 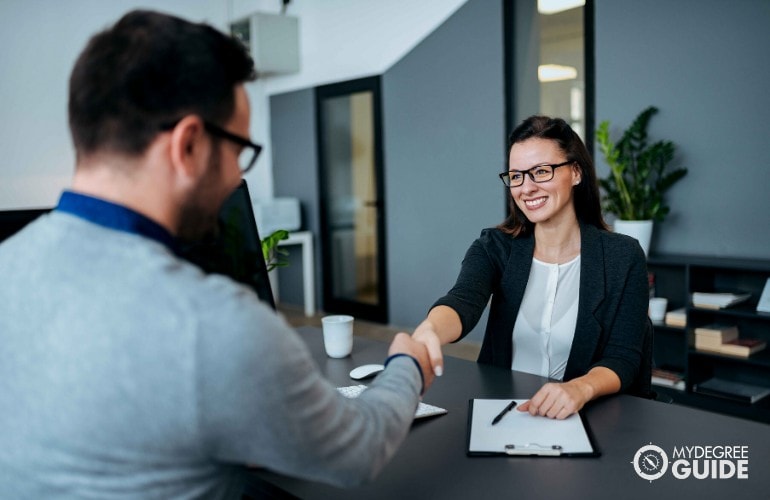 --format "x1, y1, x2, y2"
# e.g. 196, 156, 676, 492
0, 210, 421, 499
